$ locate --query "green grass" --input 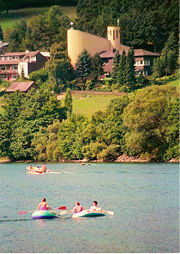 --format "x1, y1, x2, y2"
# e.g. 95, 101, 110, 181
0, 6, 77, 31
166, 77, 179, 88
71, 94, 121, 117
